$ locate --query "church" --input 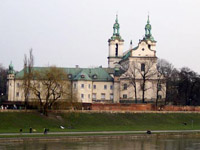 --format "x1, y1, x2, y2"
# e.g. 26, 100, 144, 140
7, 16, 166, 104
